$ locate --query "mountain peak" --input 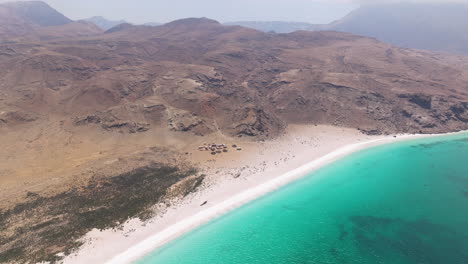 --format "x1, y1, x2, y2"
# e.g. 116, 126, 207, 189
328, 2, 468, 54
1, 0, 72, 26
85, 16, 128, 30
104, 23, 135, 34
